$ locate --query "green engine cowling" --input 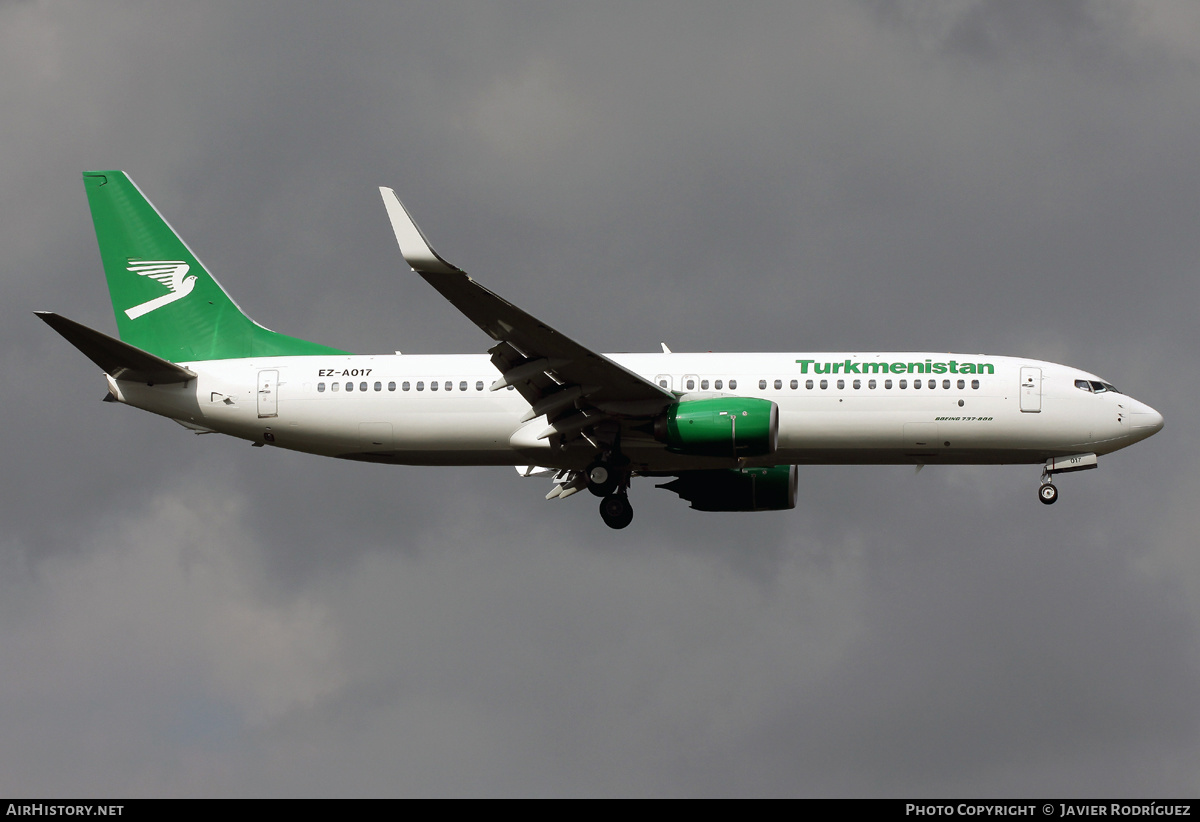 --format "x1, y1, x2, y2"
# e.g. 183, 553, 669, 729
657, 465, 798, 512
653, 397, 779, 457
